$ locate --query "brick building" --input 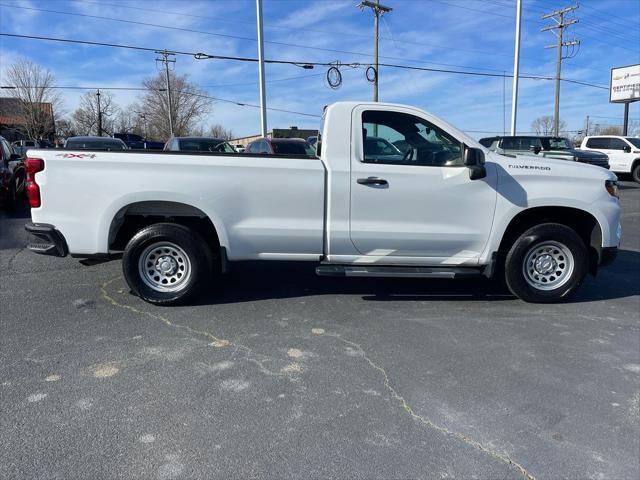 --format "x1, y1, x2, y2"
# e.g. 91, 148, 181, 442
0, 97, 55, 142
